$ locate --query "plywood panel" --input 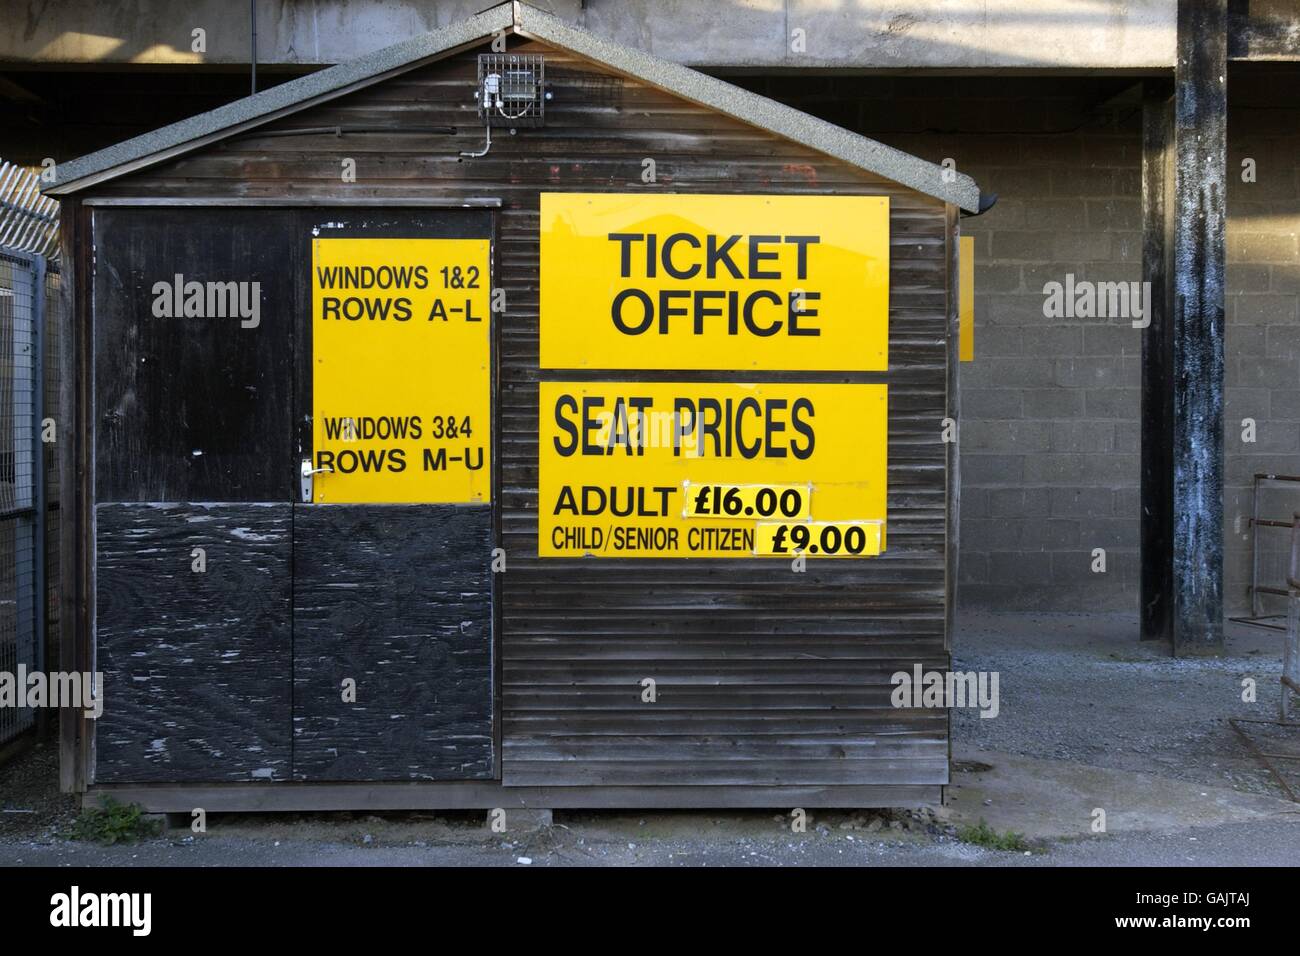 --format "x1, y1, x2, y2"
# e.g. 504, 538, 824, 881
92, 208, 298, 502
291, 505, 494, 781
94, 503, 292, 783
